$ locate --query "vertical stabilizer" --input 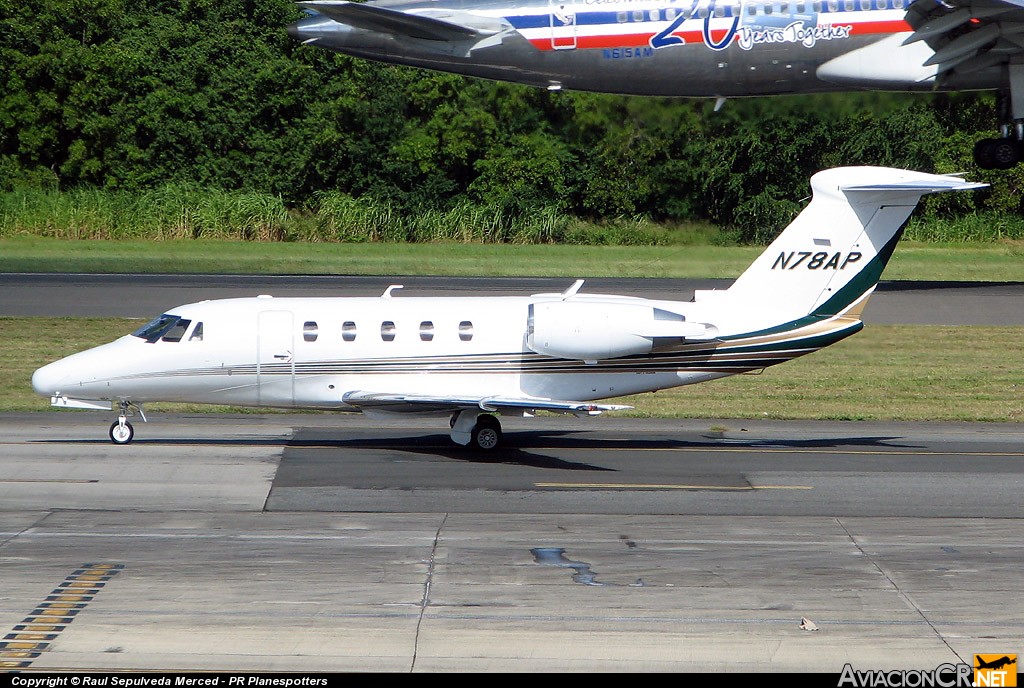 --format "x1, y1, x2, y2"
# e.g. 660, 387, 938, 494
712, 167, 984, 332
